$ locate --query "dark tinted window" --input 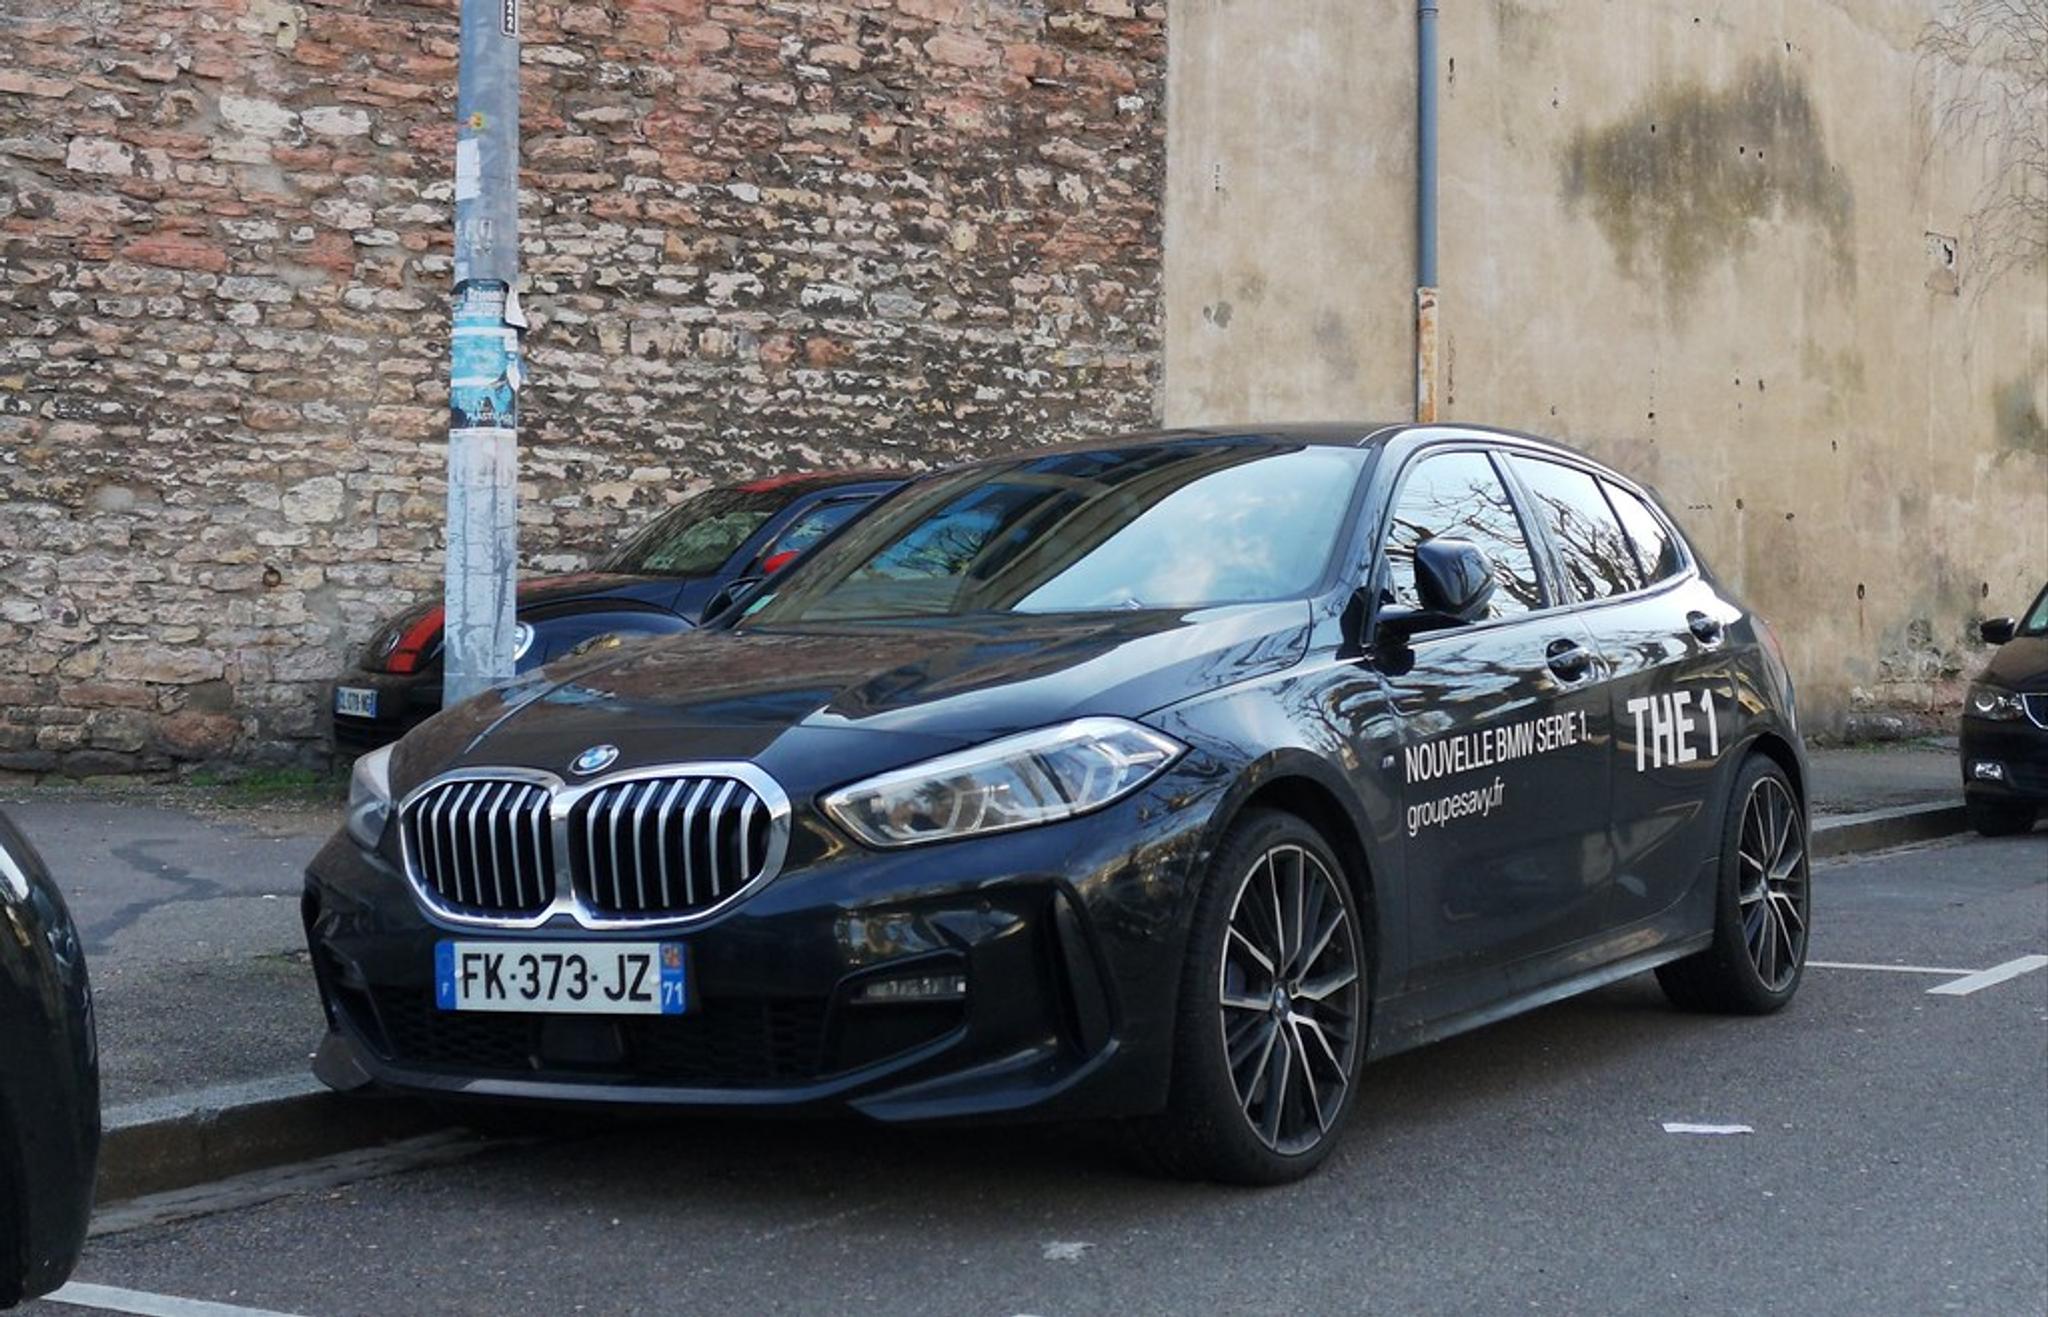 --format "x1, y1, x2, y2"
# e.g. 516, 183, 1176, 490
762, 497, 869, 562
1382, 450, 1543, 620
603, 484, 811, 576
742, 443, 1368, 624
1506, 457, 1642, 601
1602, 480, 1684, 585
